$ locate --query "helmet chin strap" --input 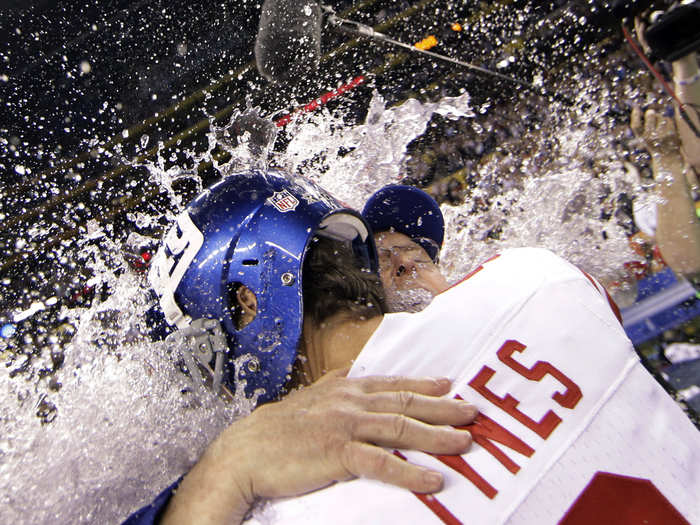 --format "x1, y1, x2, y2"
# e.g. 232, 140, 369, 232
166, 318, 230, 398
